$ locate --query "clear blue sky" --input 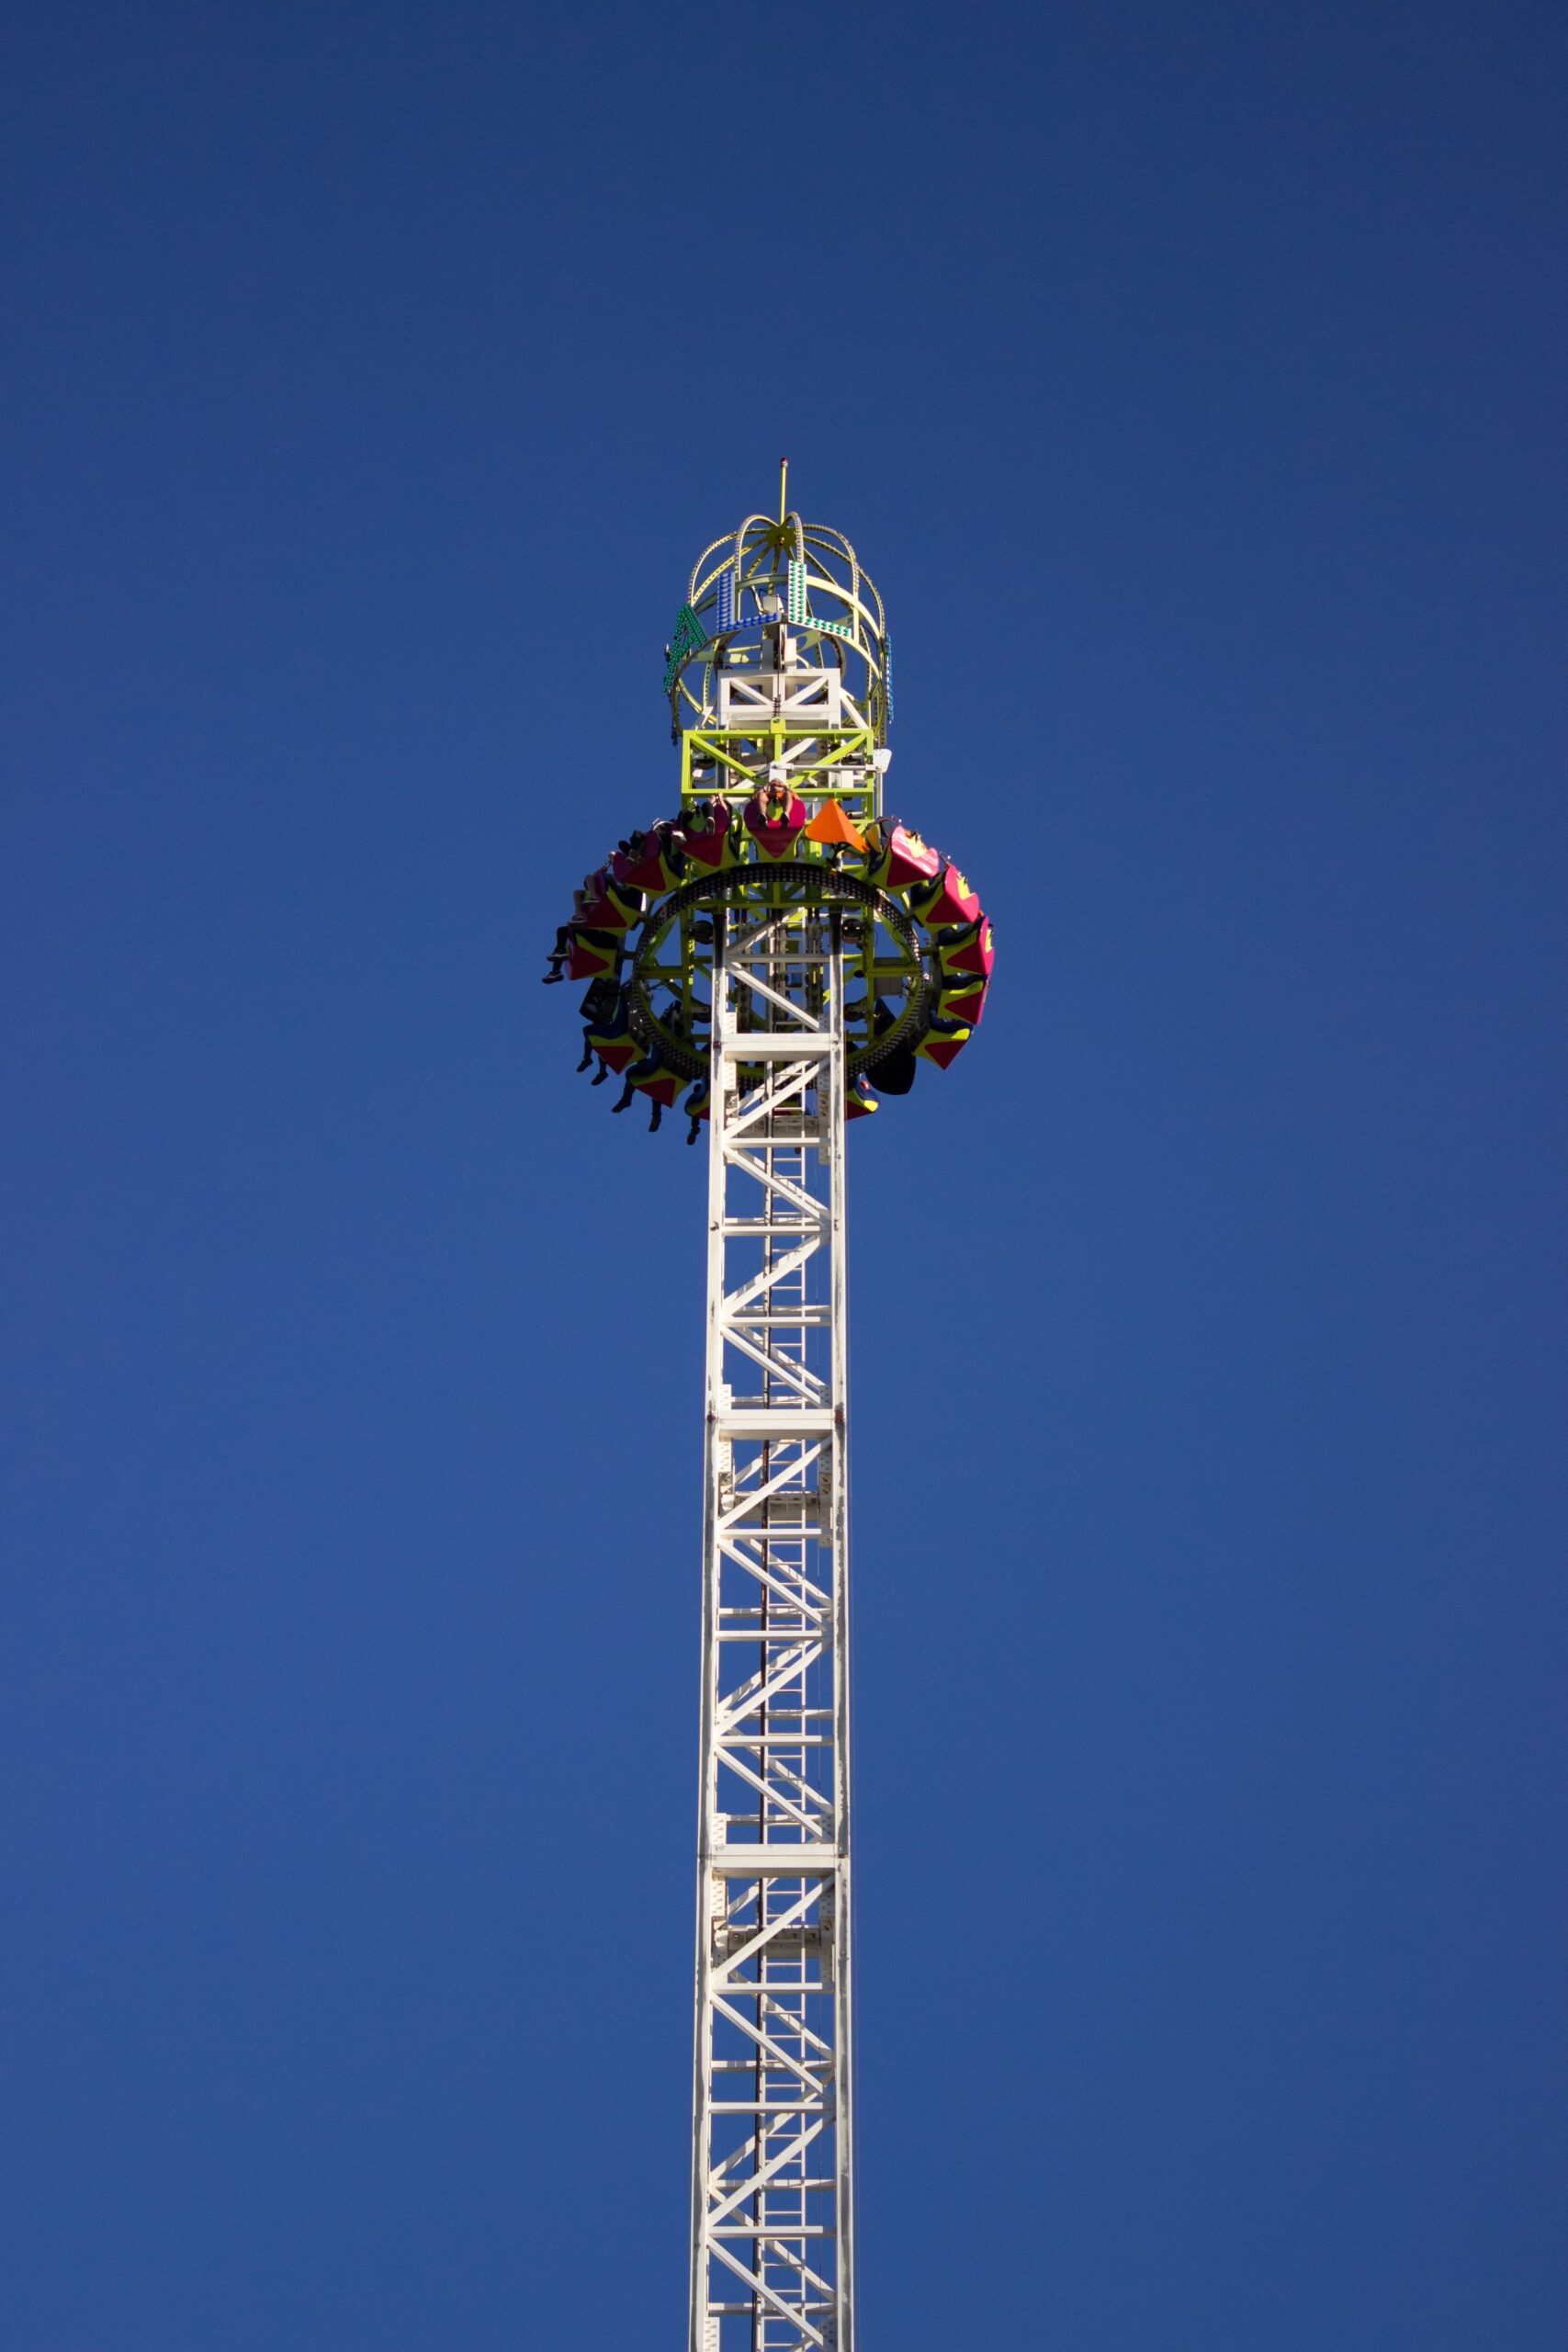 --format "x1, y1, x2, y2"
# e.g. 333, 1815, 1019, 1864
4, 4, 1565, 2346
